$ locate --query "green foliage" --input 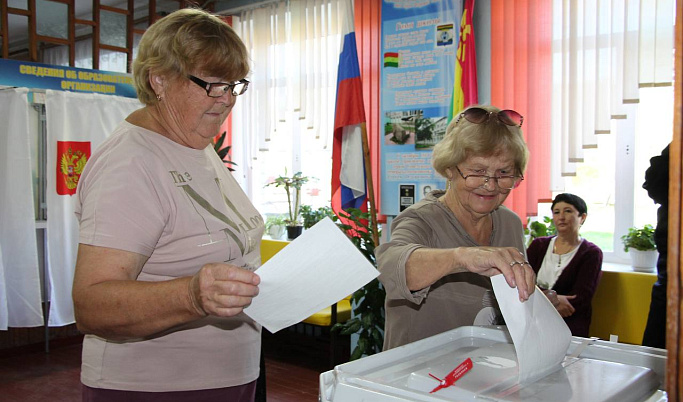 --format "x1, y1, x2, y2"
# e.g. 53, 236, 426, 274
621, 224, 656, 252
213, 131, 236, 172
525, 216, 556, 246
300, 205, 335, 229
384, 122, 393, 134
264, 214, 287, 231
265, 171, 309, 226
331, 208, 385, 360
414, 116, 434, 143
